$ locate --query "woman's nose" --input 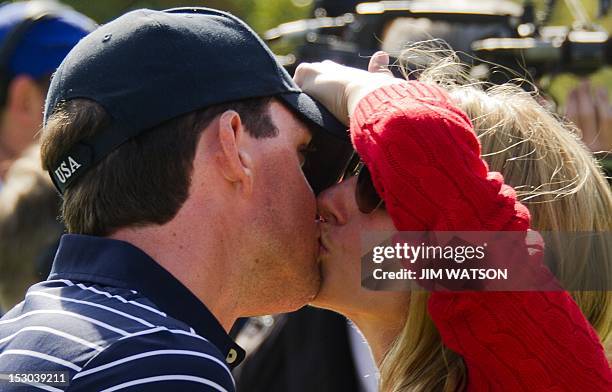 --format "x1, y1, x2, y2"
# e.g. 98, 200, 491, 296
317, 176, 358, 226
